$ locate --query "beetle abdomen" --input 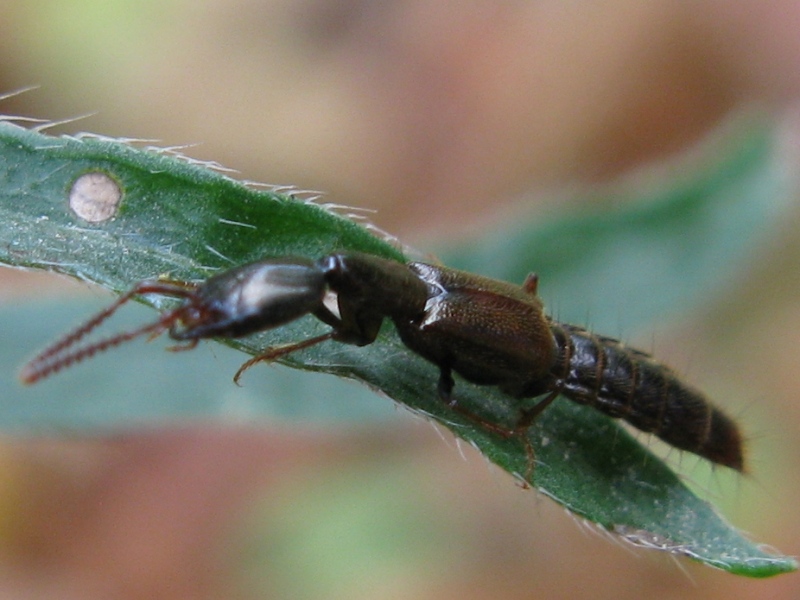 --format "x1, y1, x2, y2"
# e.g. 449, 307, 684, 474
548, 322, 744, 471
